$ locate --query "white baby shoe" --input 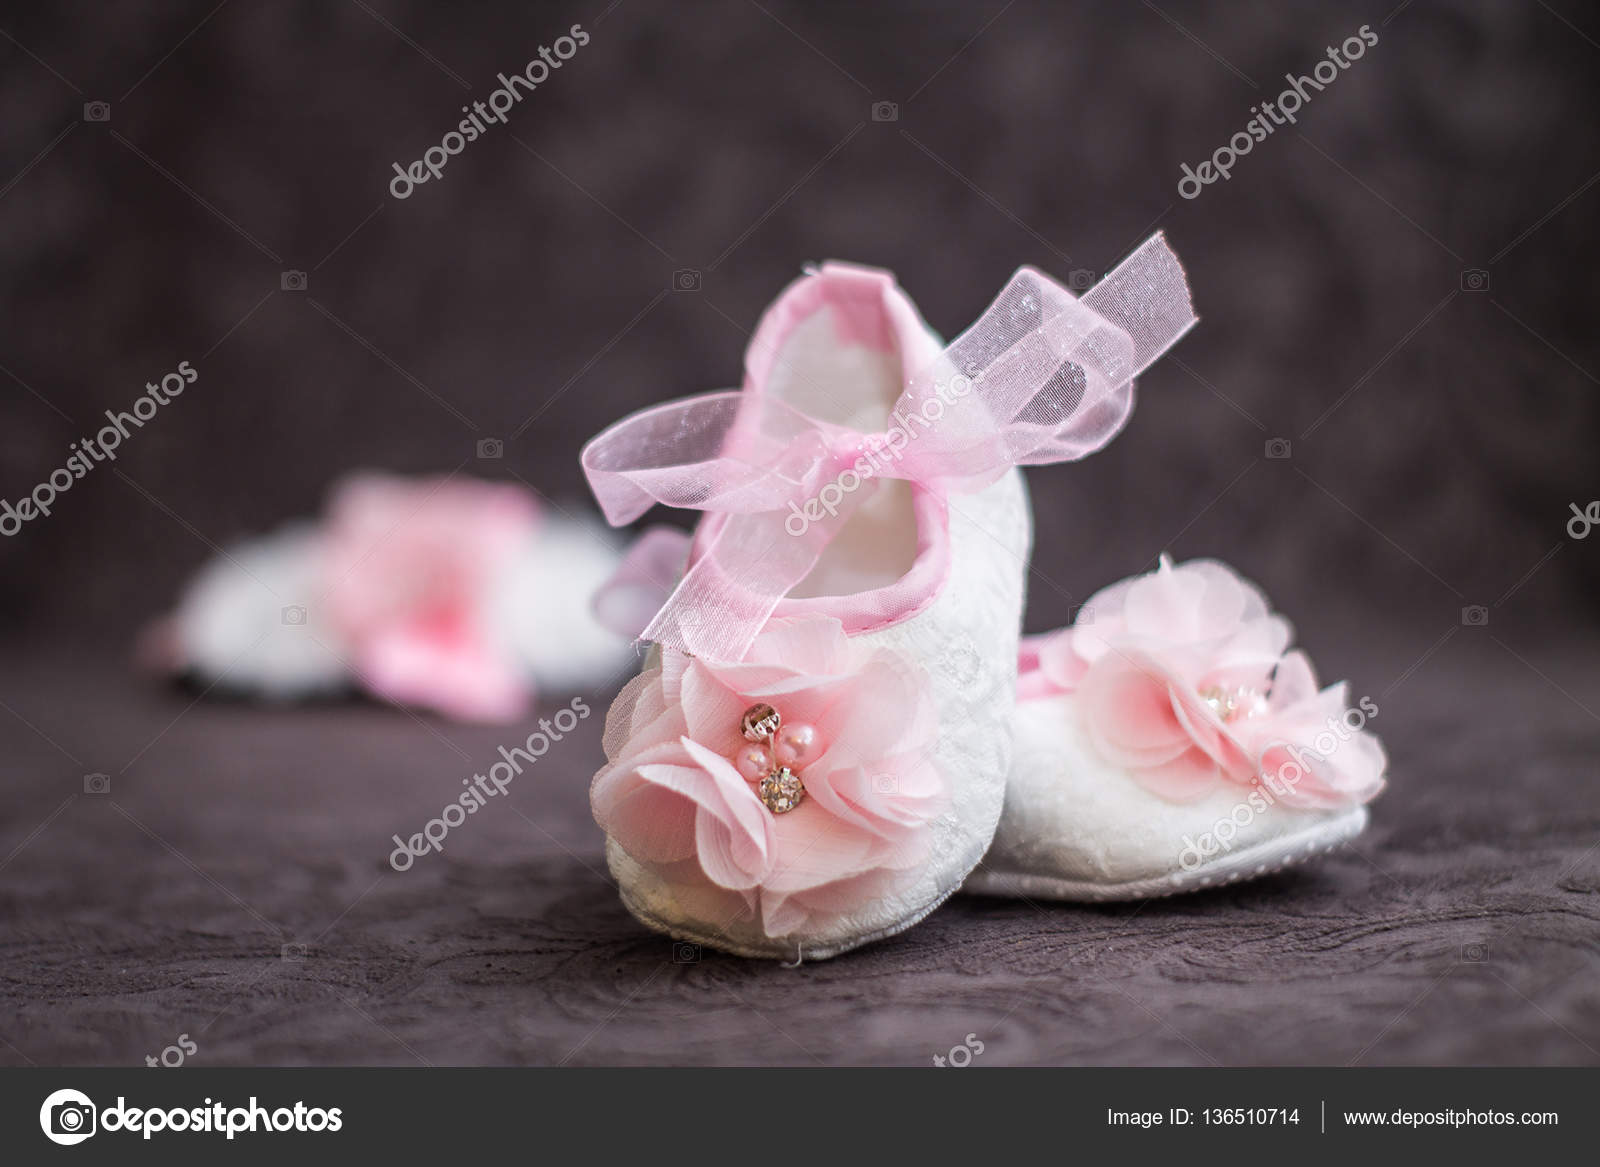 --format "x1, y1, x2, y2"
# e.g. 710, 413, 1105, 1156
582, 236, 1196, 958
966, 557, 1385, 901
